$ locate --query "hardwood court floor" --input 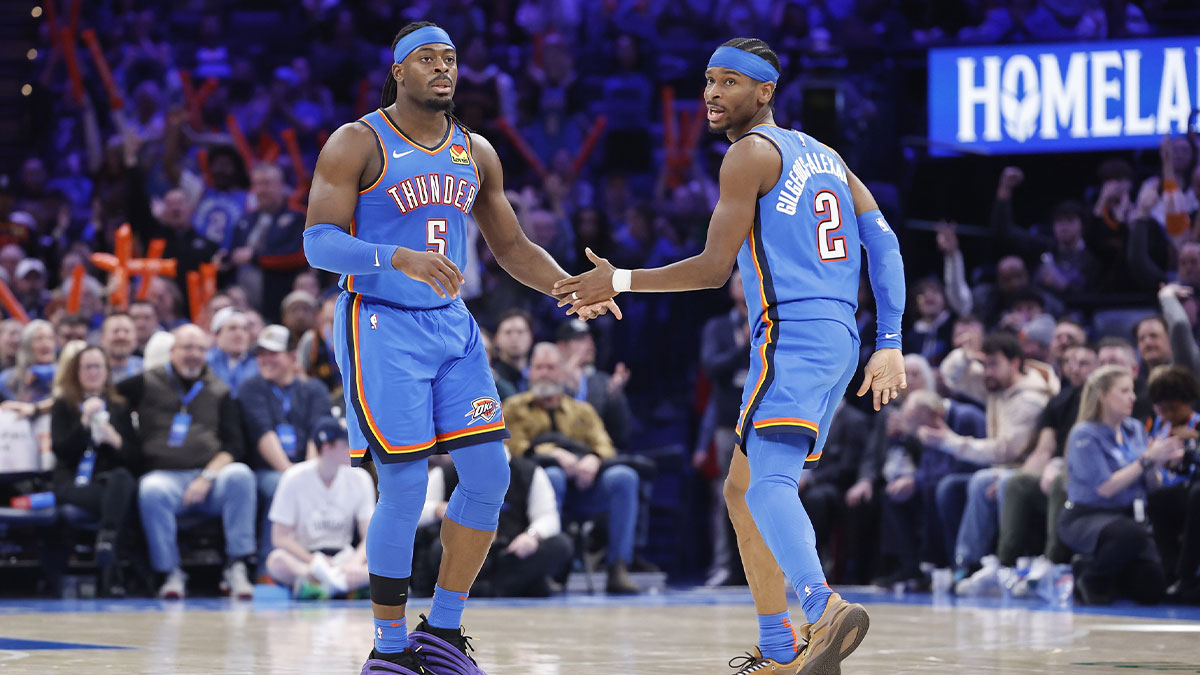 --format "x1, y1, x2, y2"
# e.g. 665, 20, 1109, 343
2, 588, 1199, 673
